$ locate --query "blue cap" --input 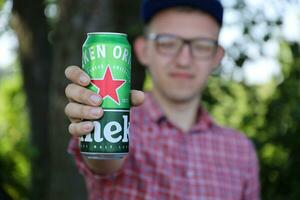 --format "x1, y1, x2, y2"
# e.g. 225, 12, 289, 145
141, 0, 224, 26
